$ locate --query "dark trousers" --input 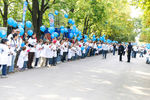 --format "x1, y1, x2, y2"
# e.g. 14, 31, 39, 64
49, 58, 53, 65
45, 58, 49, 66
127, 52, 131, 62
14, 50, 21, 68
113, 49, 115, 55
119, 53, 123, 61
52, 57, 57, 66
103, 50, 107, 59
1, 65, 7, 76
28, 52, 35, 68
34, 58, 39, 67
62, 52, 67, 62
